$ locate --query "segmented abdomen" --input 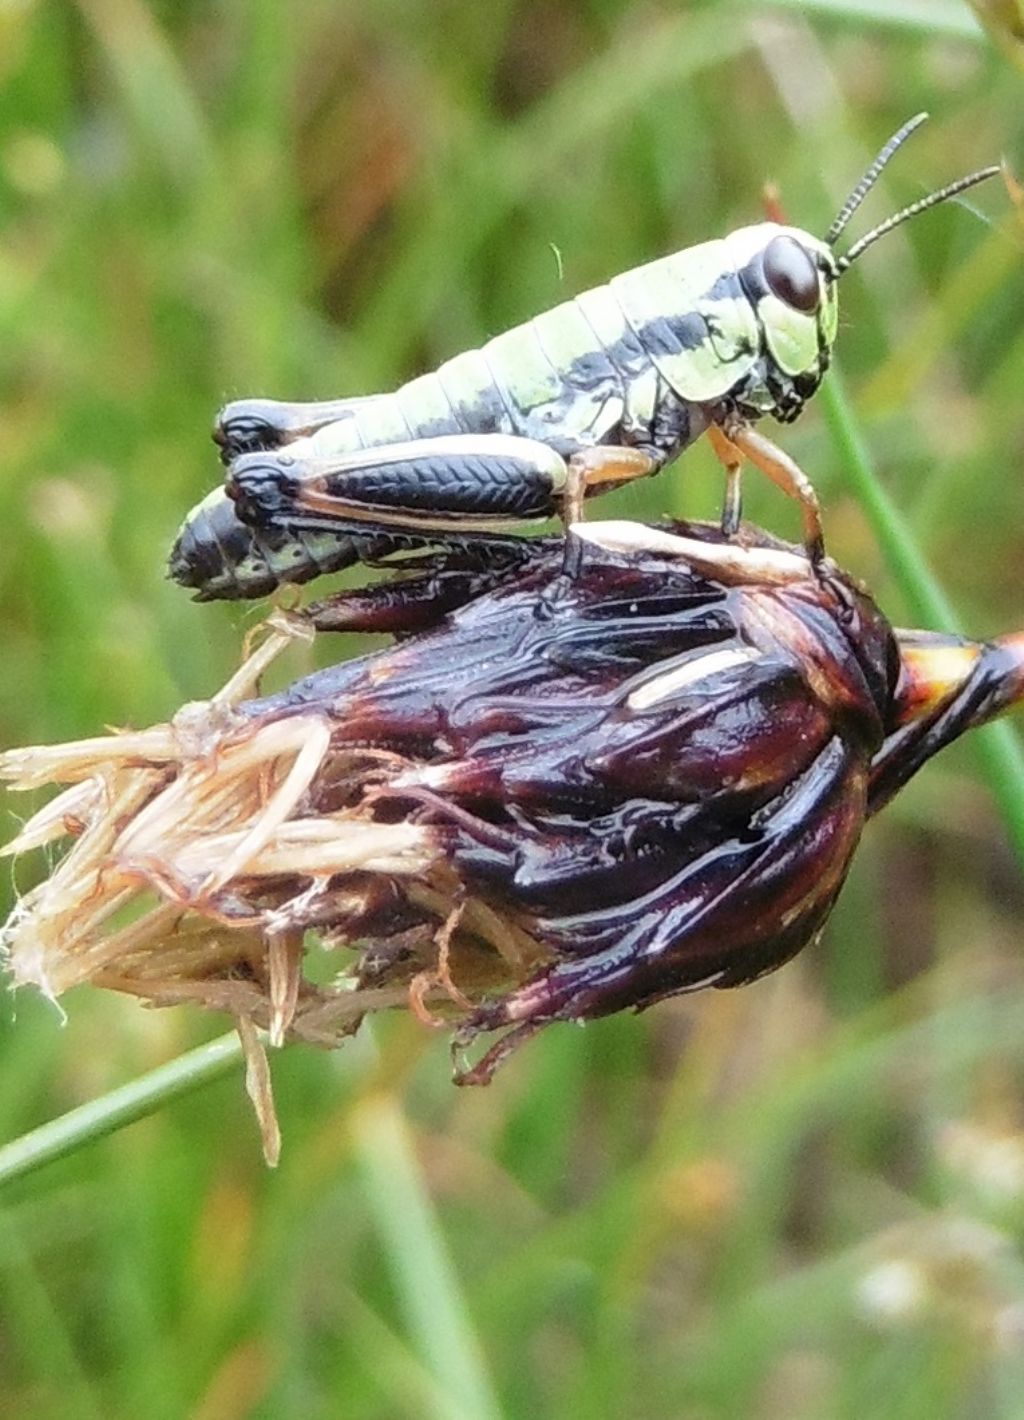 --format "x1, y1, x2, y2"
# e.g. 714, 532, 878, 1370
169, 488, 371, 601
302, 287, 668, 461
